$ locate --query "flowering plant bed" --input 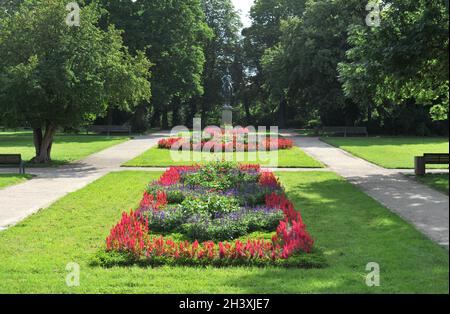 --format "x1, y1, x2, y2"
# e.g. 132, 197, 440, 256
157, 132, 294, 152
97, 162, 325, 268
